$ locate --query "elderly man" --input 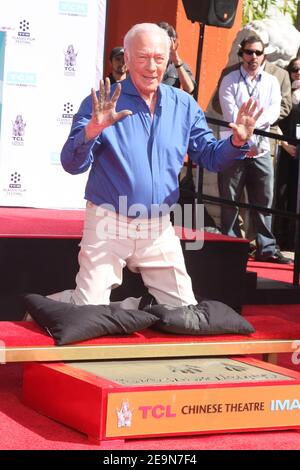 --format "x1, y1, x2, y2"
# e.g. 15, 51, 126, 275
61, 23, 262, 307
